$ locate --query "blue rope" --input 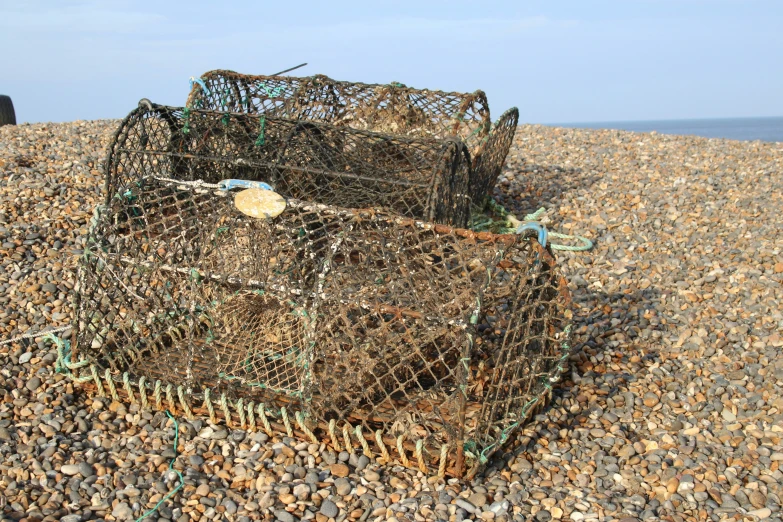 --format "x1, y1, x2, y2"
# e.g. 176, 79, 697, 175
516, 222, 548, 249
218, 179, 274, 191
188, 77, 211, 96
517, 208, 593, 252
